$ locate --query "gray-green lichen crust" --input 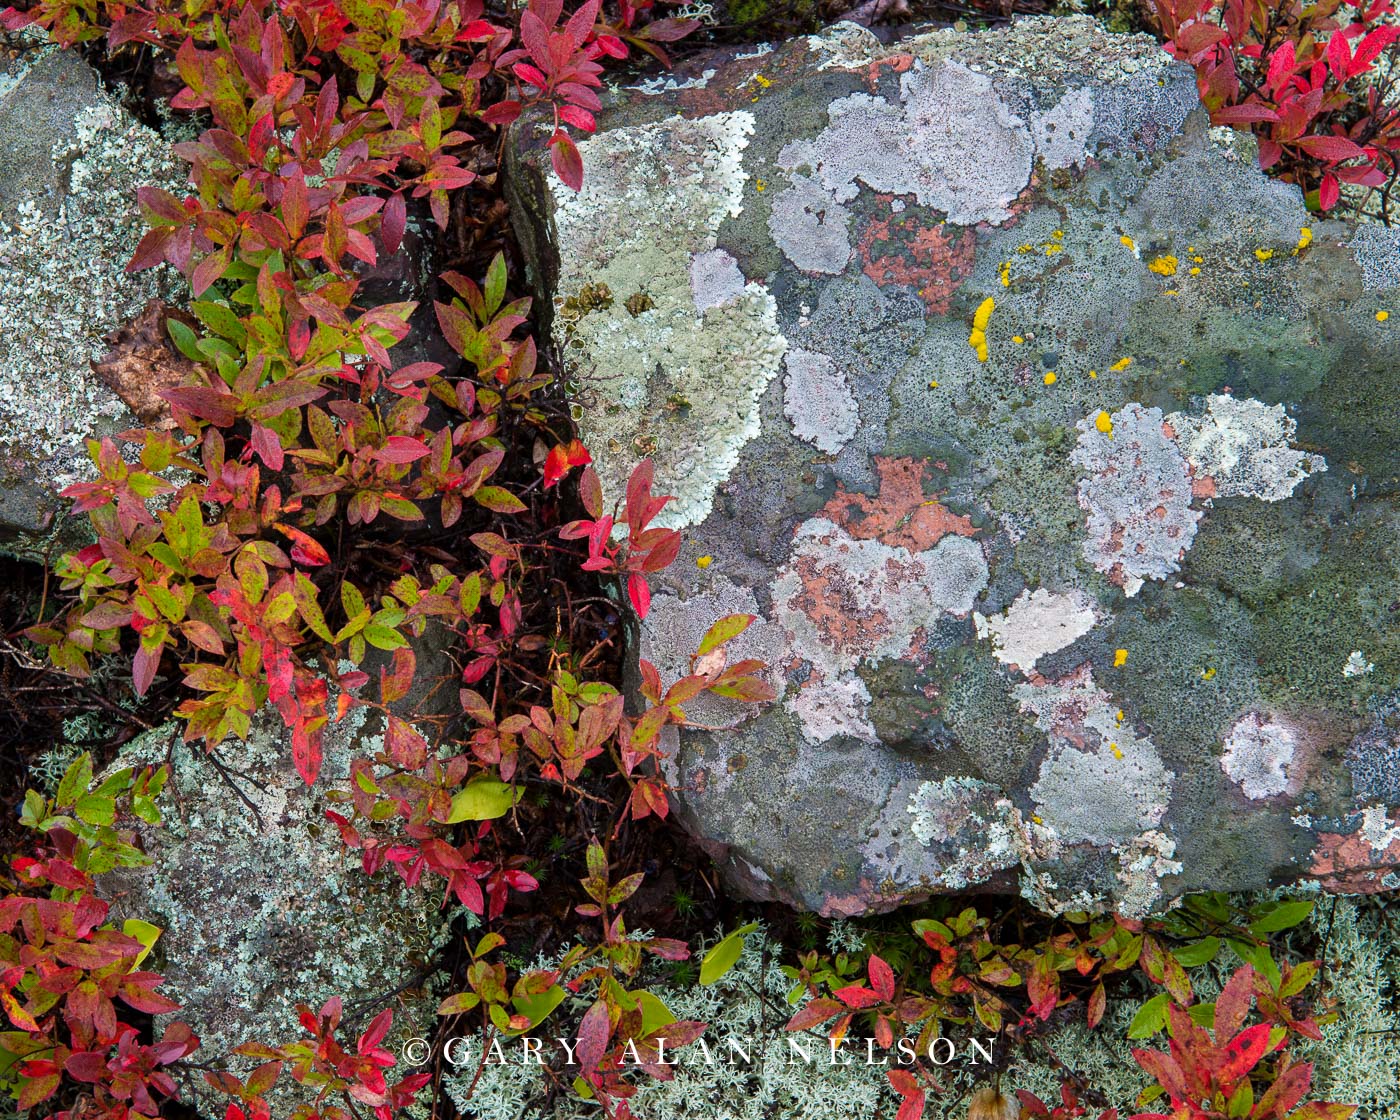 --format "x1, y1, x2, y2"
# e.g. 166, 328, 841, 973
512, 16, 1400, 917
0, 38, 185, 555
99, 701, 448, 1109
